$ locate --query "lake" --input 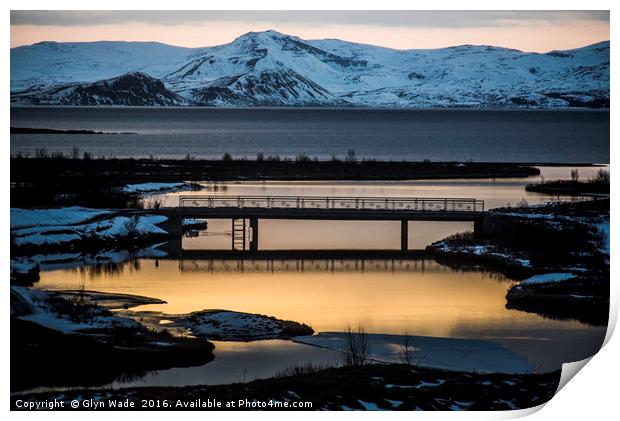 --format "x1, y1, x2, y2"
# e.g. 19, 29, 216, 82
10, 107, 610, 163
